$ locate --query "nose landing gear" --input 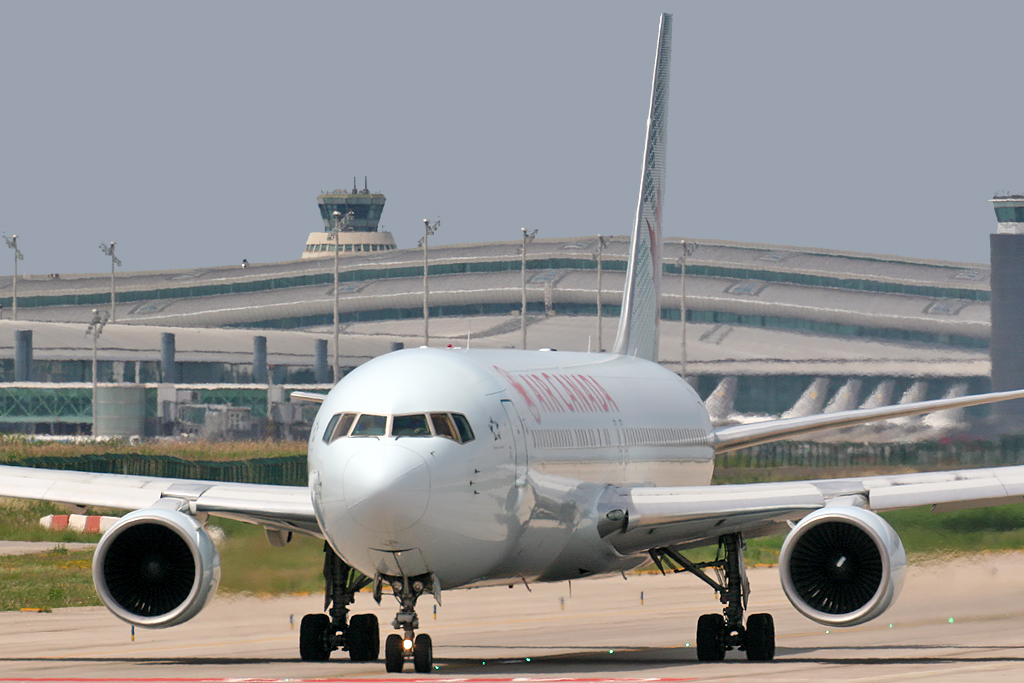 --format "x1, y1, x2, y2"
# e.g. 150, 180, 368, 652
377, 572, 437, 673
